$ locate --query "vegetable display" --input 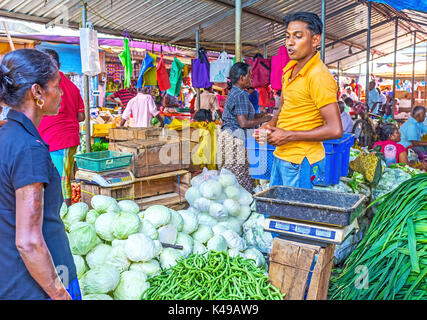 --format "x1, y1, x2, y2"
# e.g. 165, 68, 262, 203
329, 173, 427, 300
62, 168, 274, 300
142, 251, 285, 300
